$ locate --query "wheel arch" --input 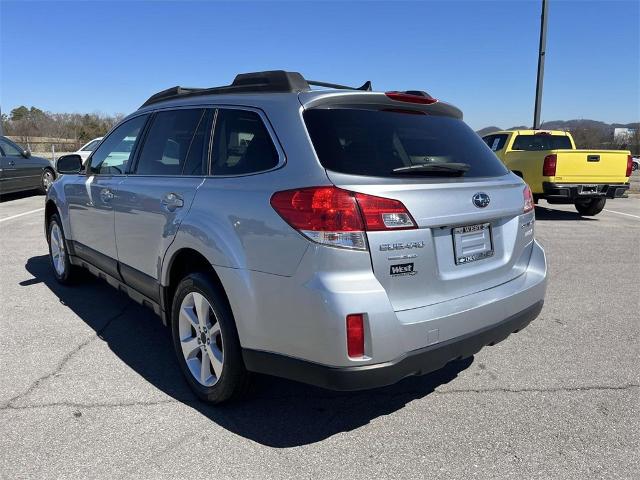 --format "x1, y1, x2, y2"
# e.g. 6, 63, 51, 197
44, 199, 59, 239
161, 247, 231, 327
